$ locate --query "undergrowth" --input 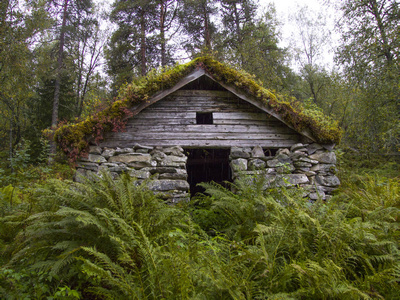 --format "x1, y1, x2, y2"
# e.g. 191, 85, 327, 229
0, 159, 399, 299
